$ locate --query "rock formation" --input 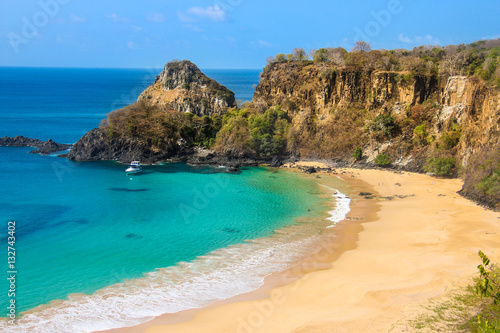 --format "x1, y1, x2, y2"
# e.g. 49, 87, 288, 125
63, 58, 500, 207
0, 136, 71, 155
255, 62, 440, 112
138, 60, 236, 116
254, 62, 499, 170
63, 128, 186, 163
66, 60, 237, 162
